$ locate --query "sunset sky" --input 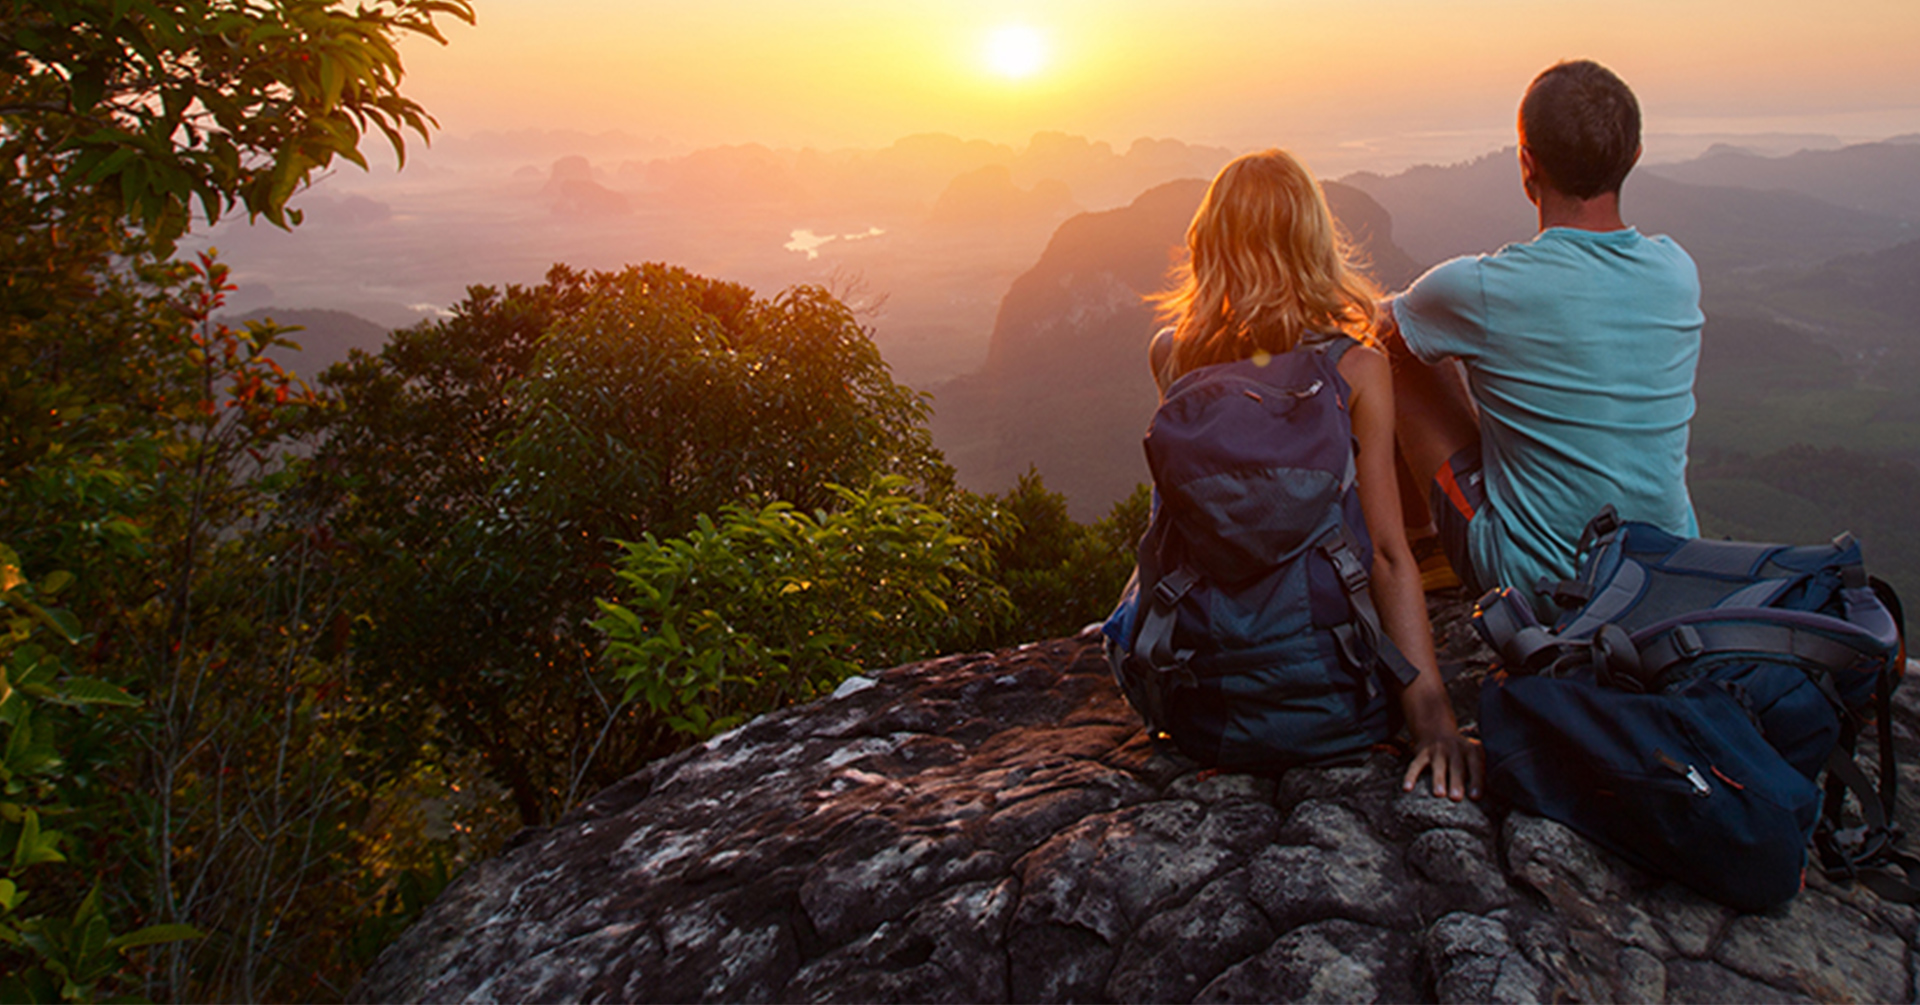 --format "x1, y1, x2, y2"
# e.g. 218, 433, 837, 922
396, 0, 1920, 171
